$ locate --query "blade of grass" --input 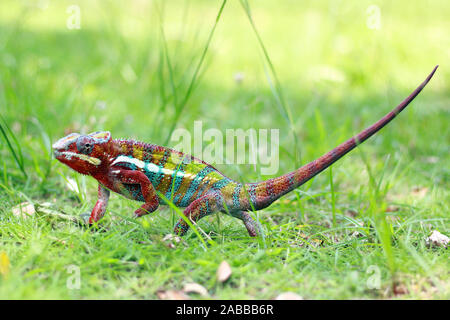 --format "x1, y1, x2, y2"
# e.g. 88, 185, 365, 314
0, 114, 27, 179
163, 0, 227, 145
358, 146, 397, 282
30, 117, 53, 183
156, 4, 178, 110
239, 0, 300, 167
329, 166, 337, 227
